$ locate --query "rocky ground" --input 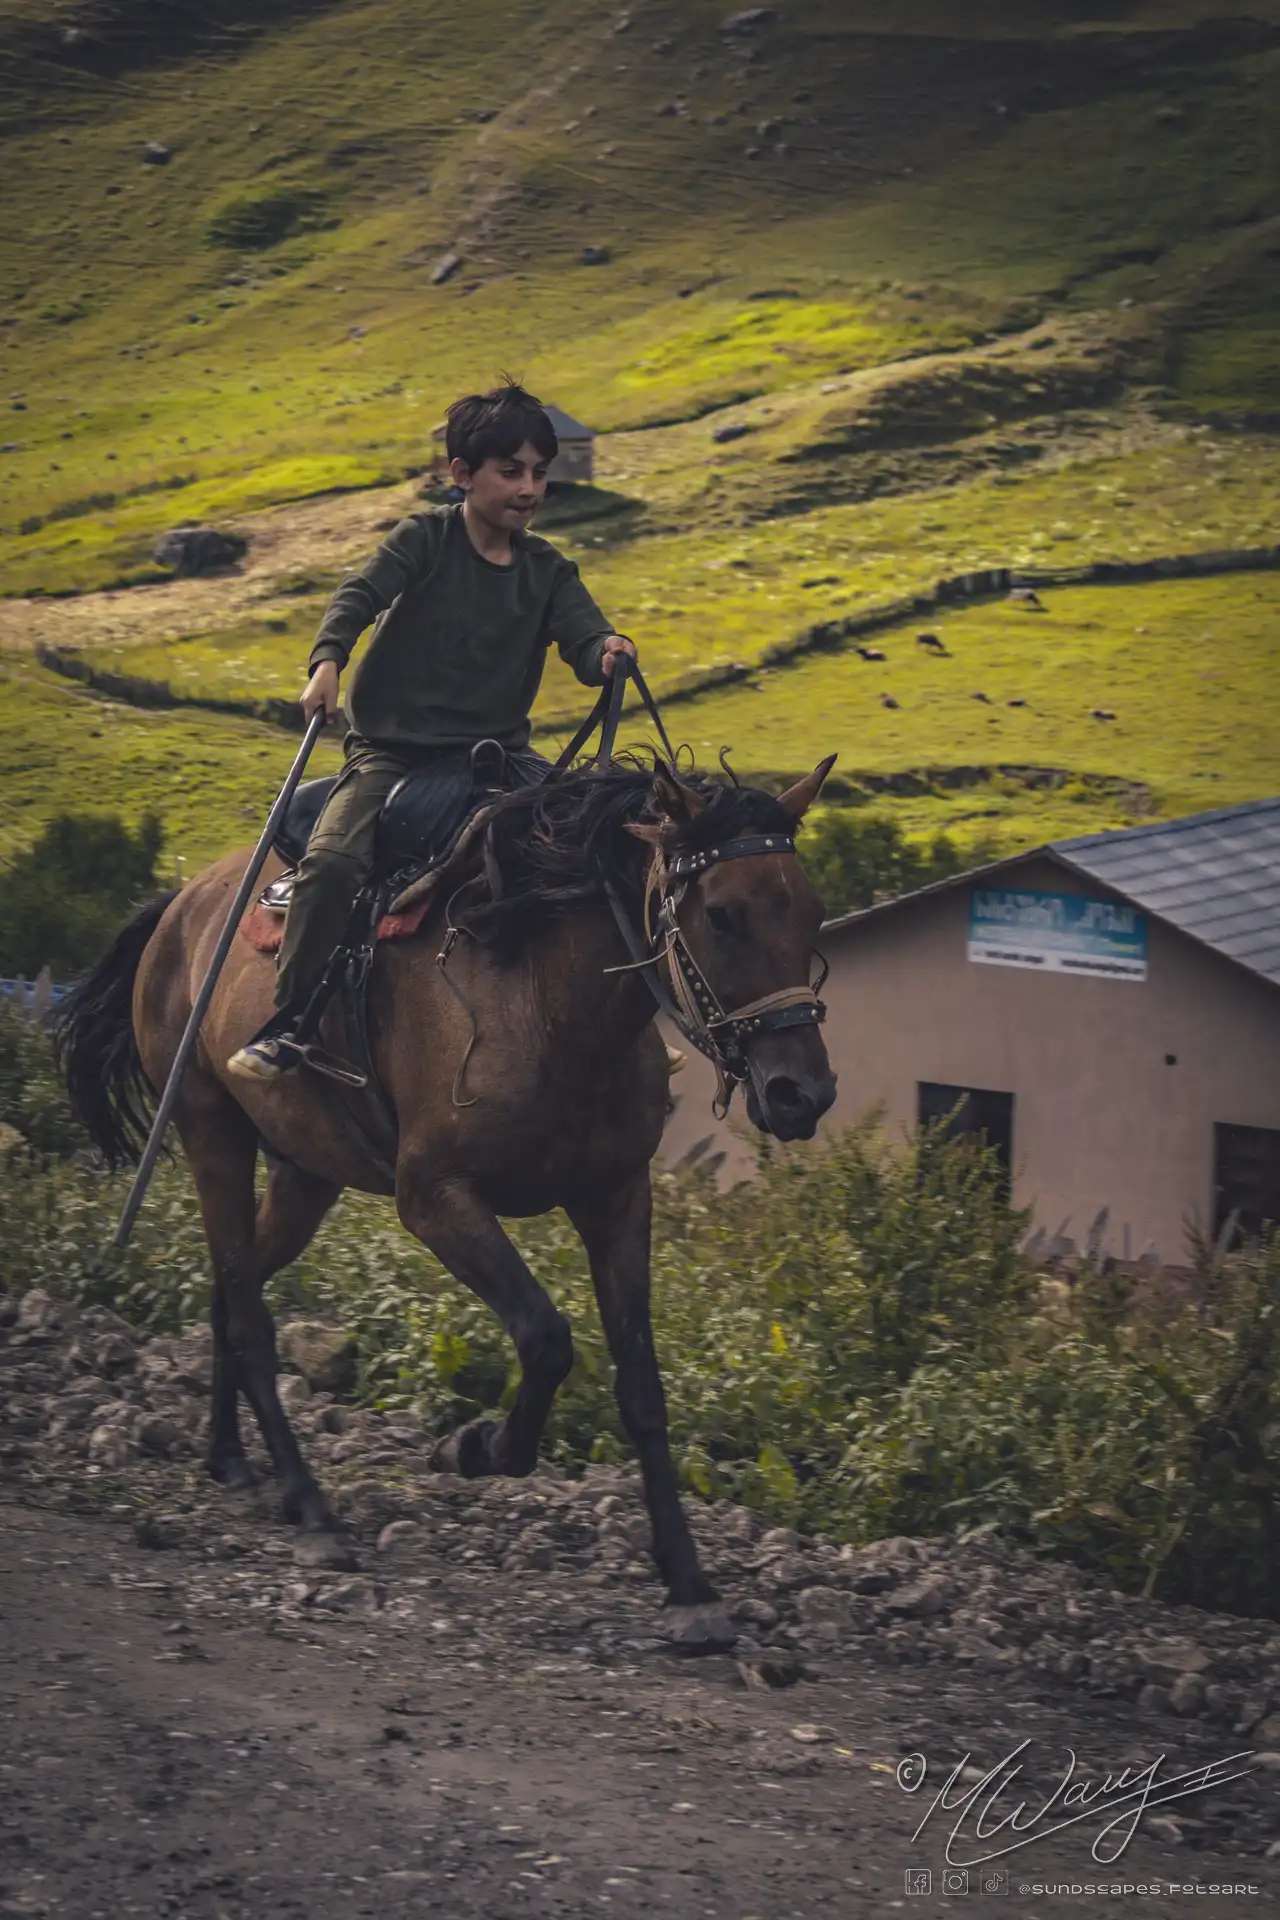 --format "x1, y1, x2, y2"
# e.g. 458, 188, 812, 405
1, 1286, 1277, 1917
